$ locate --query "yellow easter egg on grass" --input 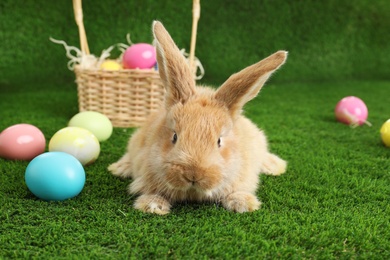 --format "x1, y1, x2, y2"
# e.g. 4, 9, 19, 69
49, 127, 100, 165
100, 60, 122, 70
380, 119, 390, 147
